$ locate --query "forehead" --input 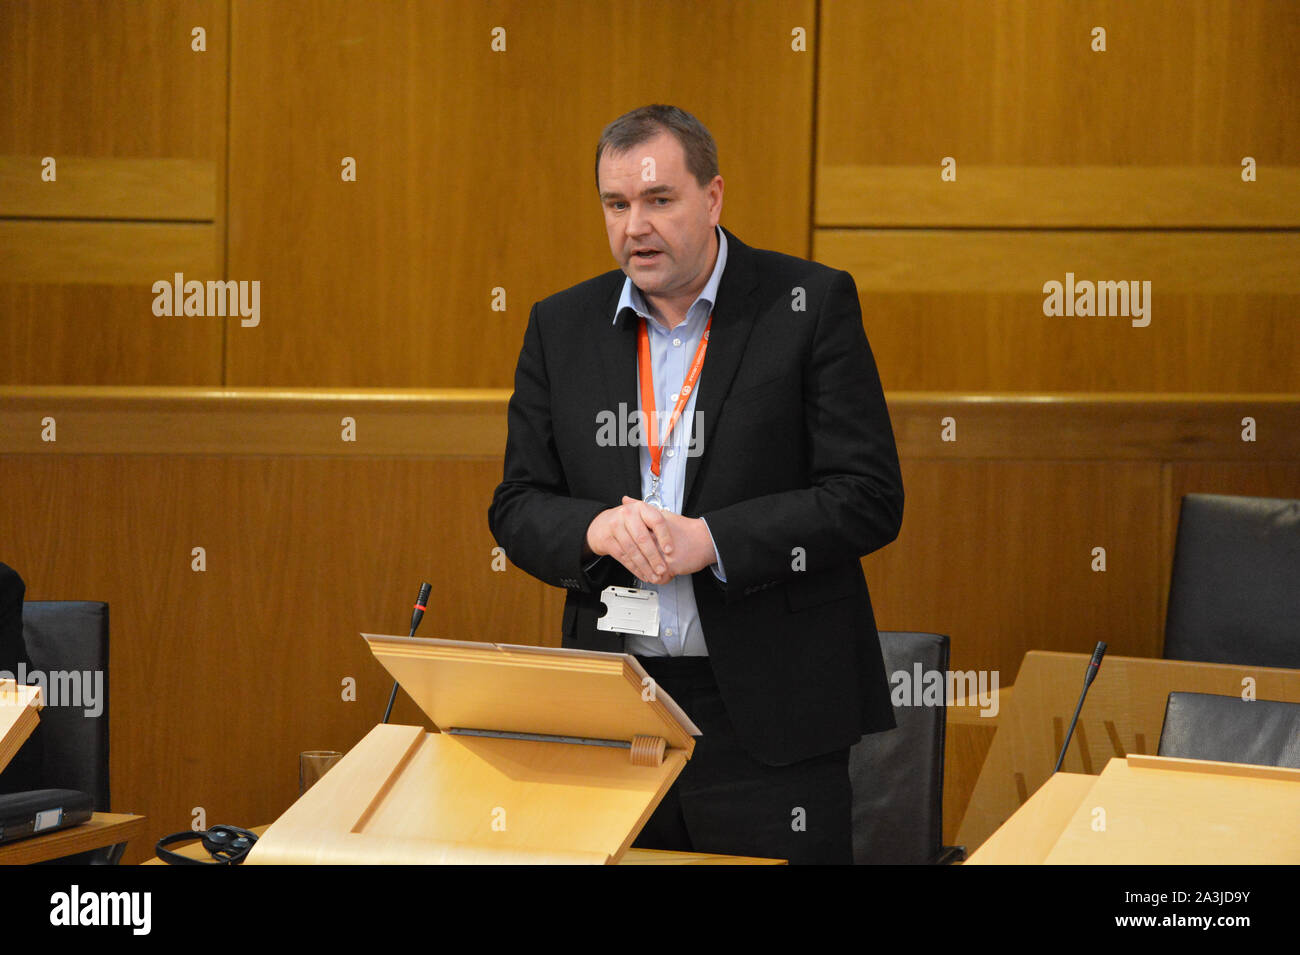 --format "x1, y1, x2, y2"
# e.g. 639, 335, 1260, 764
598, 131, 689, 187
